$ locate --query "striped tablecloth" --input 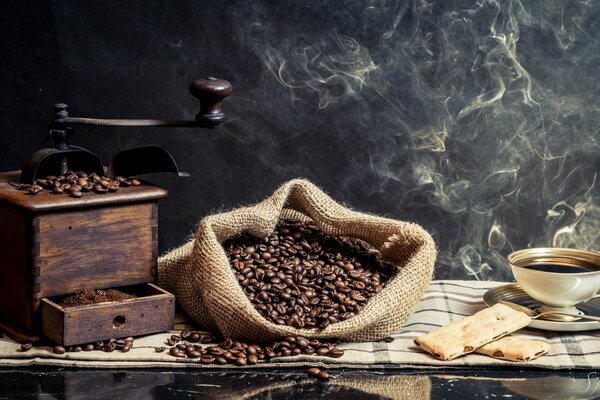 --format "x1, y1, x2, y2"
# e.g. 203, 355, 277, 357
0, 280, 598, 369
